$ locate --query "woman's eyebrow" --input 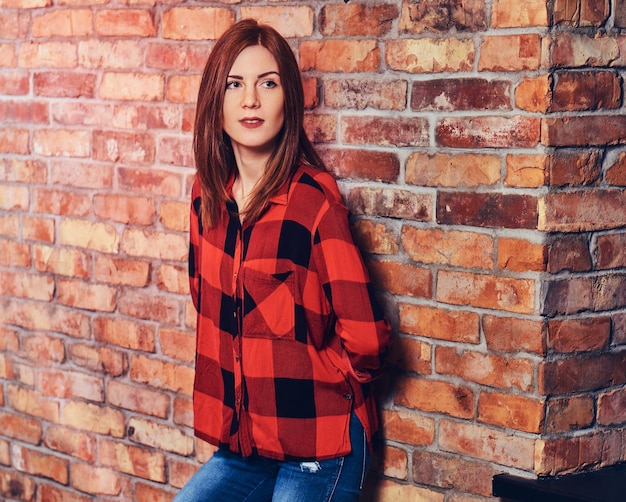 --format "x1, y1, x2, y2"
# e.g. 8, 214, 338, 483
227, 71, 280, 80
